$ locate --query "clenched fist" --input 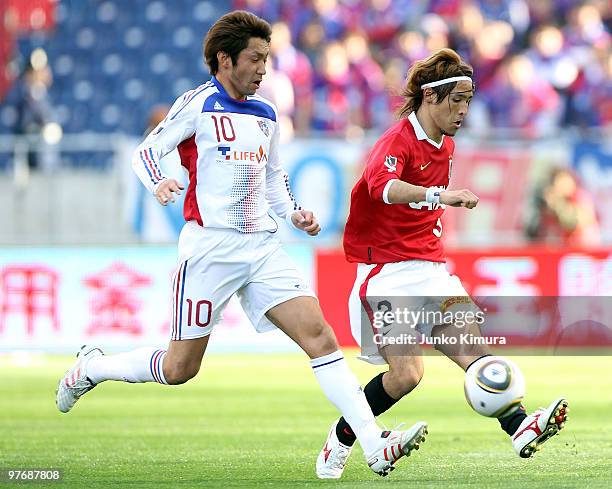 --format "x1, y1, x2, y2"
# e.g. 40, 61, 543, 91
290, 210, 321, 236
440, 189, 479, 209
